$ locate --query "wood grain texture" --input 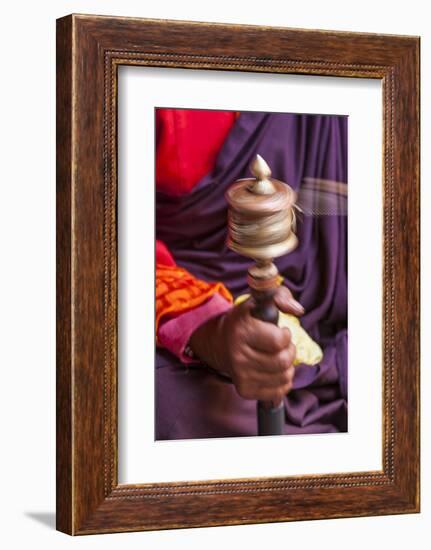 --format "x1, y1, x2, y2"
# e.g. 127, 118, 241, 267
56, 16, 73, 535
56, 14, 420, 535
